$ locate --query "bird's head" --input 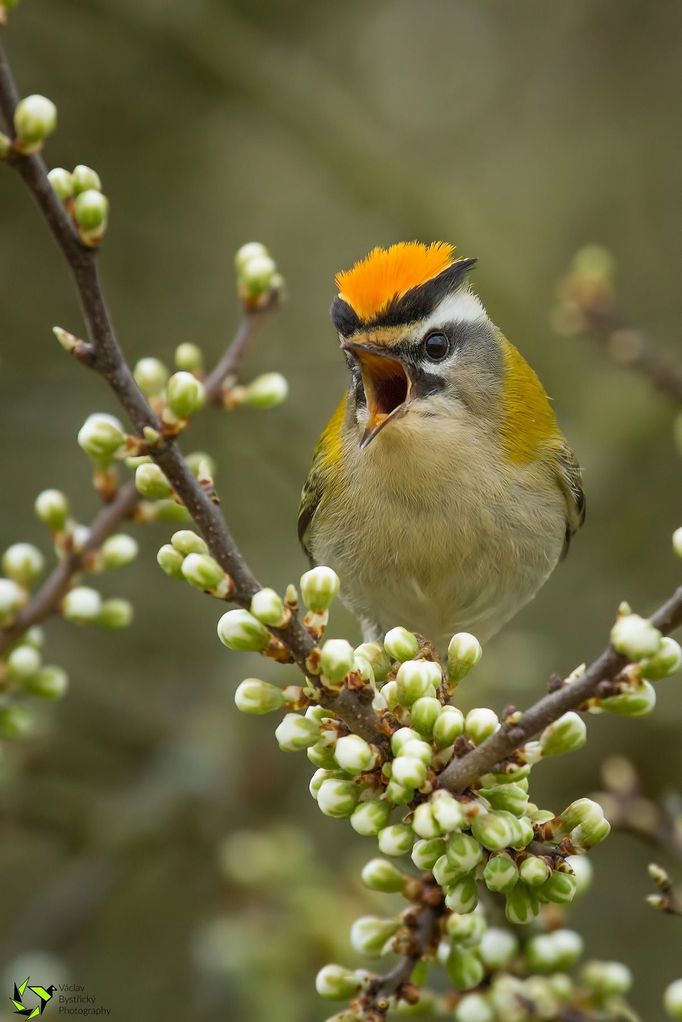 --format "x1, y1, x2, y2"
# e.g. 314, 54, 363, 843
332, 241, 503, 448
